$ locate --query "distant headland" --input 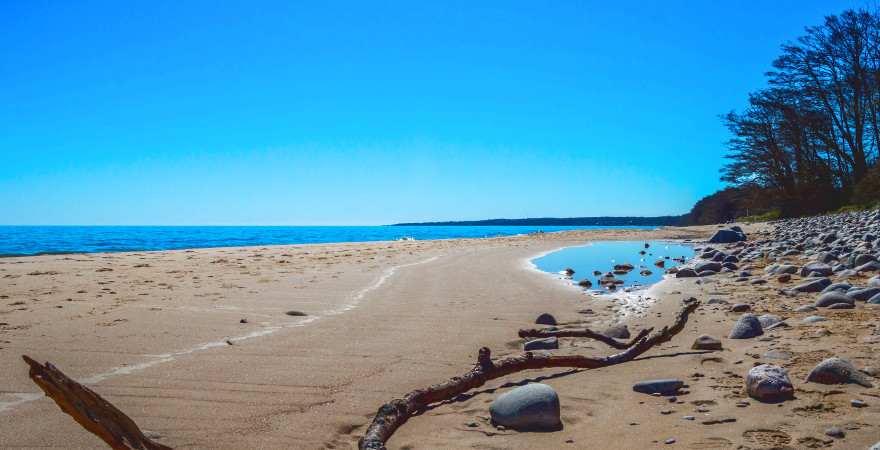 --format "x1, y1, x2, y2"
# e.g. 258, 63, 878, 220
391, 216, 685, 227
